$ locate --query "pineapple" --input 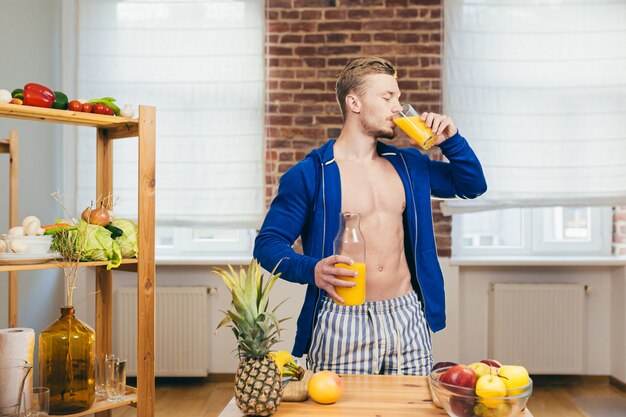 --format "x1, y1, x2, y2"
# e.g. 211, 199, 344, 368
215, 260, 287, 416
